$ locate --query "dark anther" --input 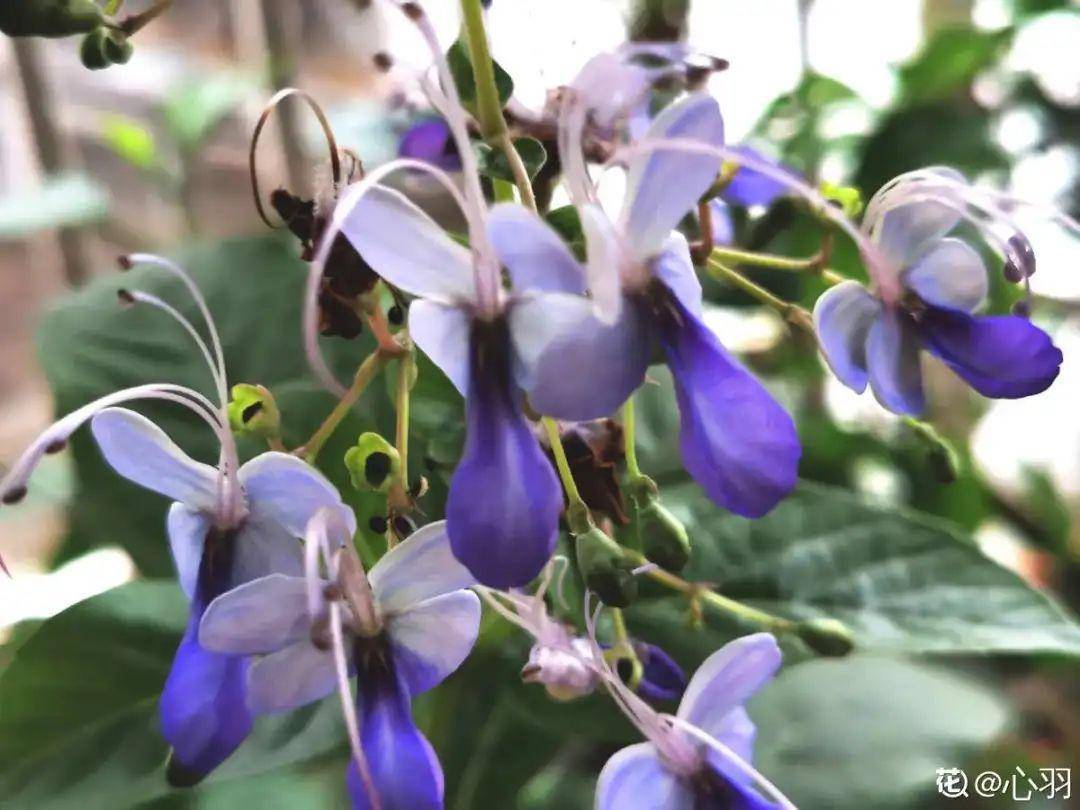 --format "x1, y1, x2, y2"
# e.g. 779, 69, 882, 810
615, 657, 634, 684
241, 401, 263, 424
373, 51, 394, 72
409, 476, 428, 498
1007, 233, 1036, 279
392, 514, 417, 539
44, 439, 67, 455
1011, 299, 1031, 318
364, 452, 392, 488
117, 255, 133, 271
401, 2, 424, 21
166, 755, 205, 789
116, 288, 136, 307
323, 582, 343, 601
2, 486, 28, 506
387, 304, 404, 326
368, 515, 389, 534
